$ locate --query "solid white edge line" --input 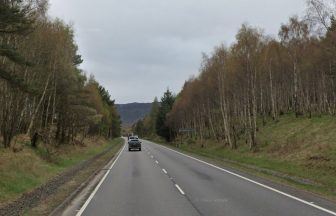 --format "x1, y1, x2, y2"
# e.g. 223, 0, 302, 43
76, 143, 126, 216
162, 168, 167, 174
175, 184, 185, 195
152, 142, 336, 216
